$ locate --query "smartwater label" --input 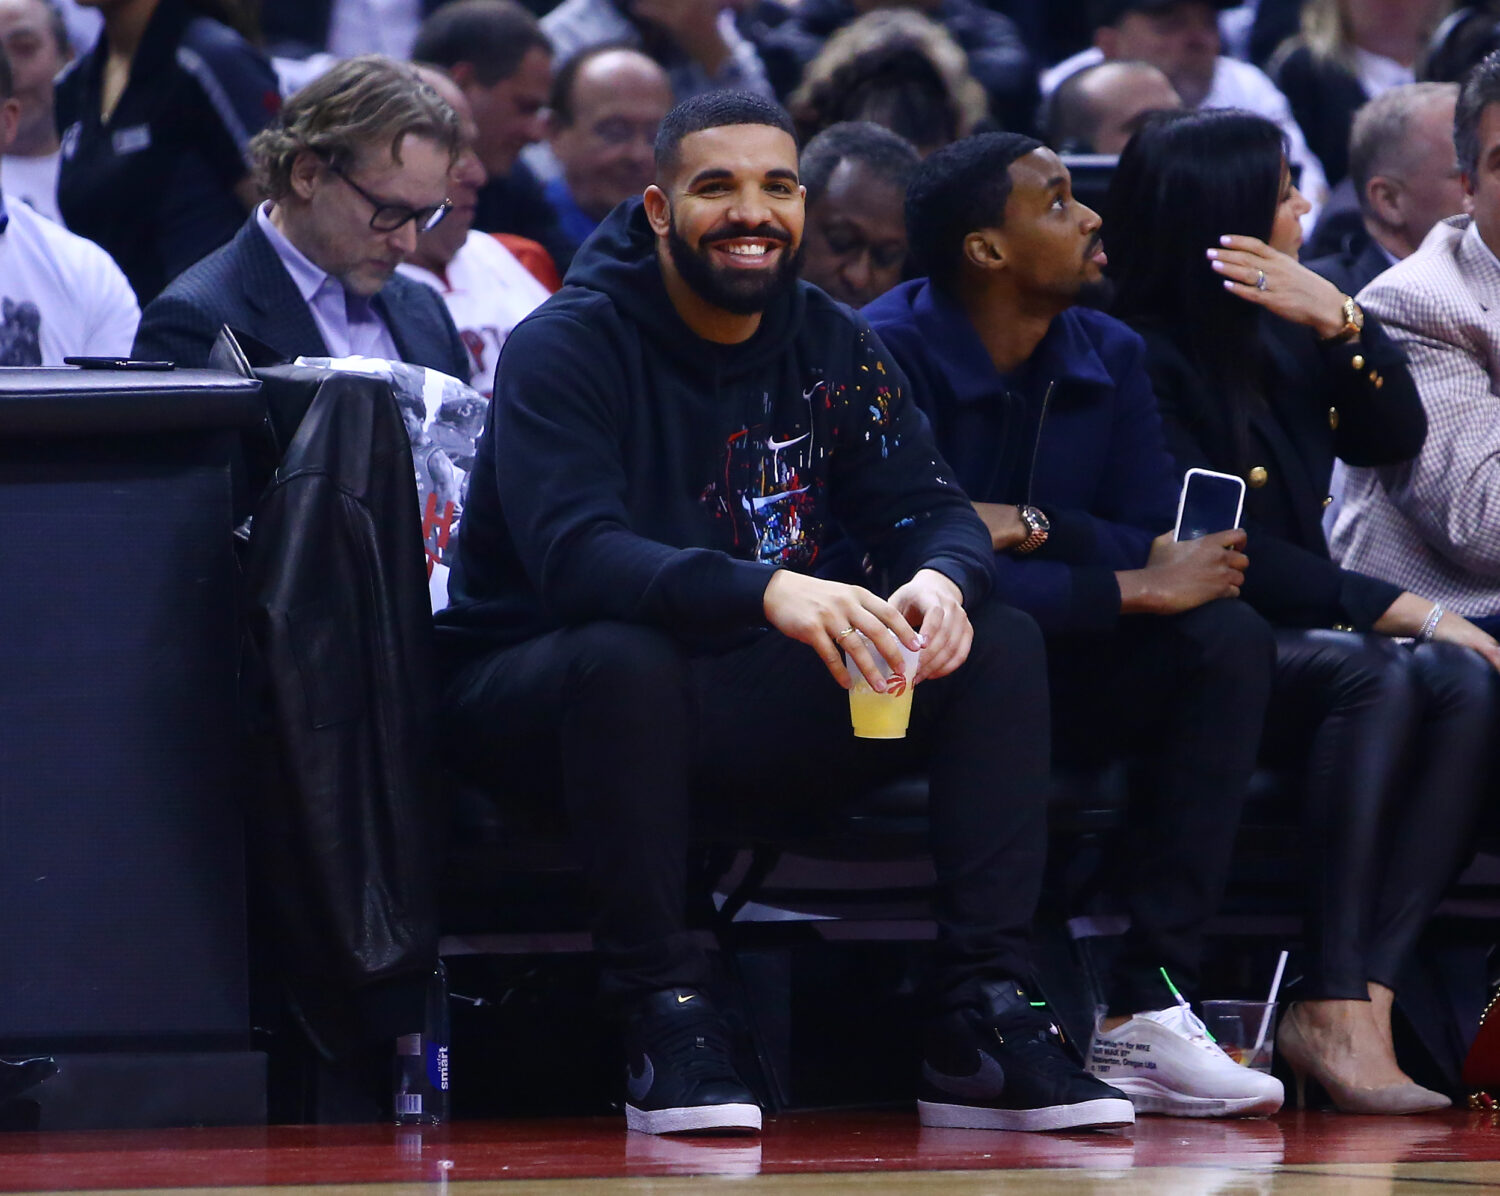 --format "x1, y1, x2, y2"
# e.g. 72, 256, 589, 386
427, 1043, 450, 1093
